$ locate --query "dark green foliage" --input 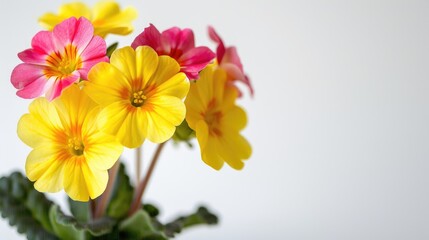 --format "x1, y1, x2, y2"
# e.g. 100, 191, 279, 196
106, 42, 119, 58
1, 170, 219, 239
